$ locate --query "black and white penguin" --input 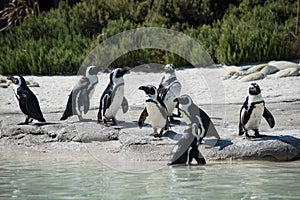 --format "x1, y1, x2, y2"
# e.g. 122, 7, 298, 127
138, 85, 169, 137
97, 68, 129, 125
60, 65, 99, 121
158, 64, 182, 123
175, 95, 220, 145
168, 123, 206, 165
239, 82, 275, 138
7, 76, 46, 124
